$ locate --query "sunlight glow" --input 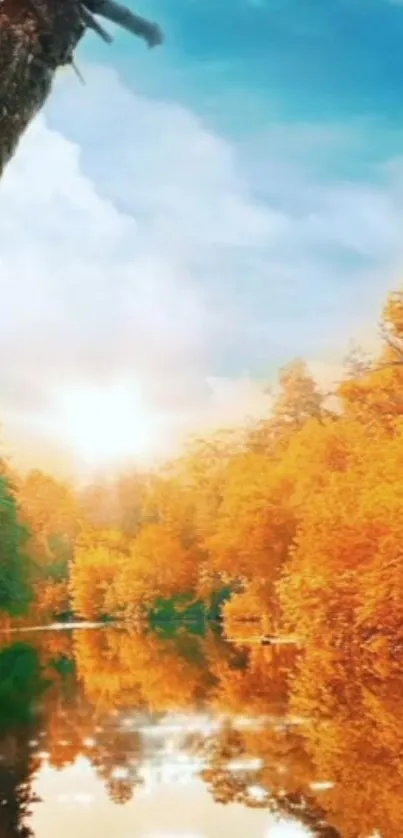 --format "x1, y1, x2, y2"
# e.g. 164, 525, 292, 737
49, 380, 158, 467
